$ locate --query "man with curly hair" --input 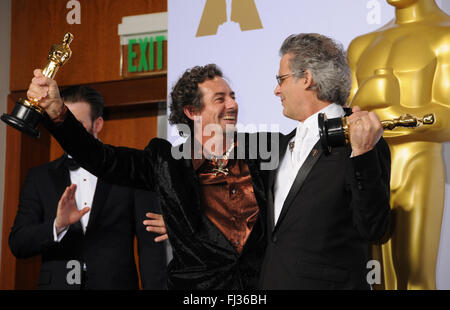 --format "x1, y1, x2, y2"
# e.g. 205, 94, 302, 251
25, 64, 274, 289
